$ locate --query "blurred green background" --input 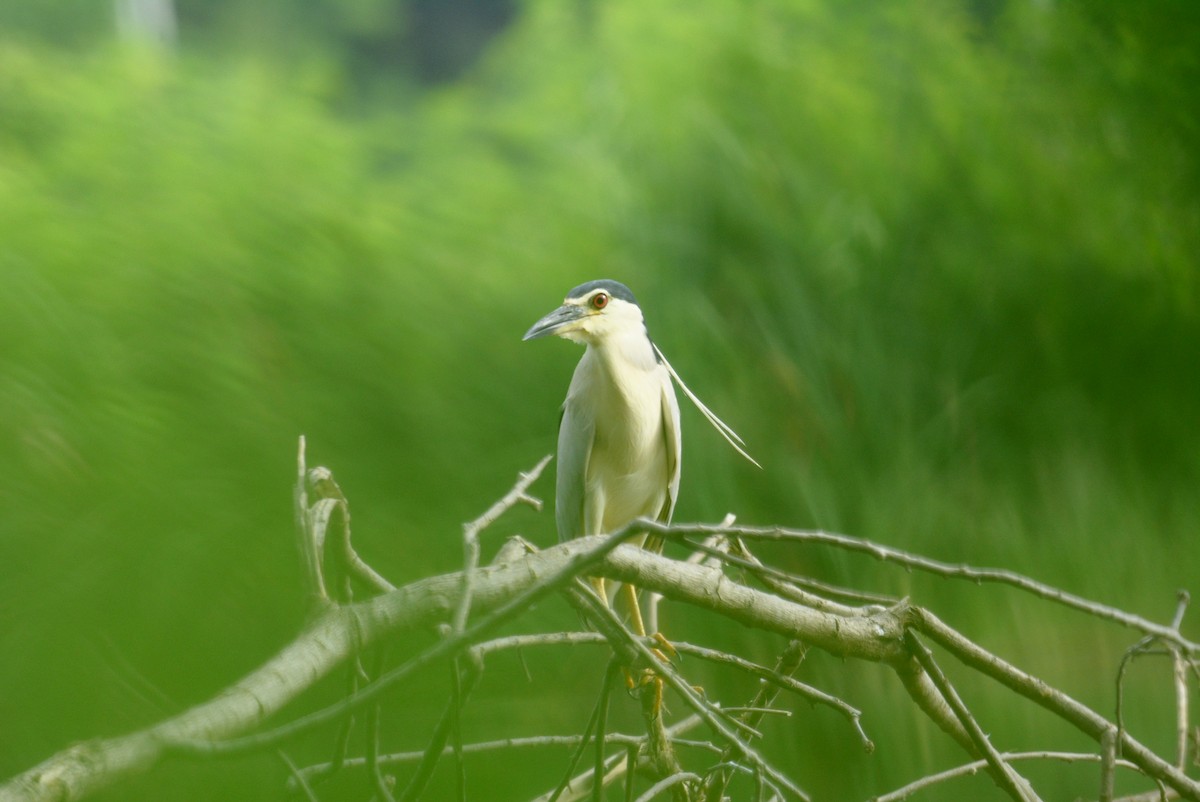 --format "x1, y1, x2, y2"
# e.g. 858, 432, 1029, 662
1, 0, 1197, 799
